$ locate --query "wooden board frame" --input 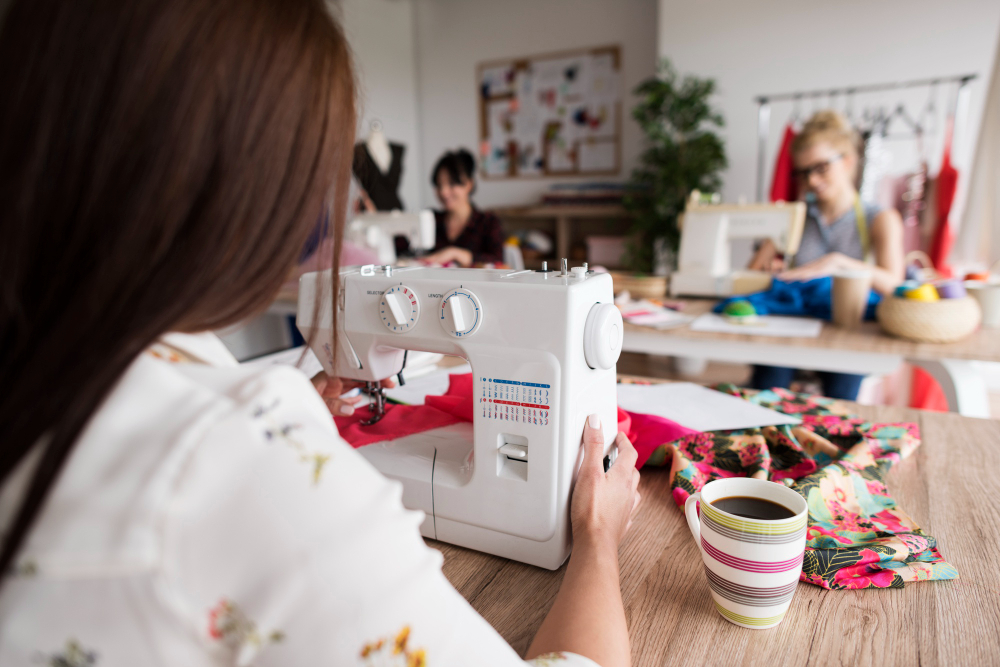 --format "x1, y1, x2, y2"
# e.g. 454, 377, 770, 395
476, 44, 622, 180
